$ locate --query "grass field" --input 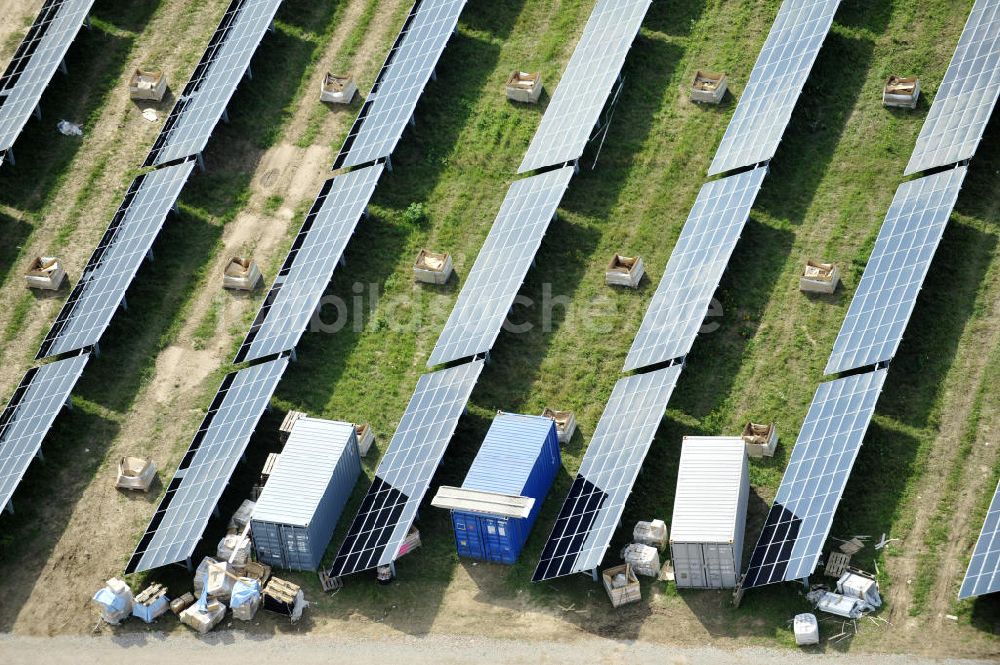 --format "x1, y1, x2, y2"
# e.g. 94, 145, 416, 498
0, 0, 999, 656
